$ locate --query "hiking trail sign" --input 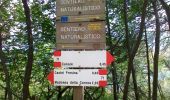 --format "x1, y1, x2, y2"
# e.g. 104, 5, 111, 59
53, 50, 115, 68
56, 21, 106, 50
52, 0, 108, 99
47, 69, 107, 87
56, 43, 106, 50
56, 14, 105, 22
56, 0, 106, 50
56, 0, 106, 16
56, 21, 106, 43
